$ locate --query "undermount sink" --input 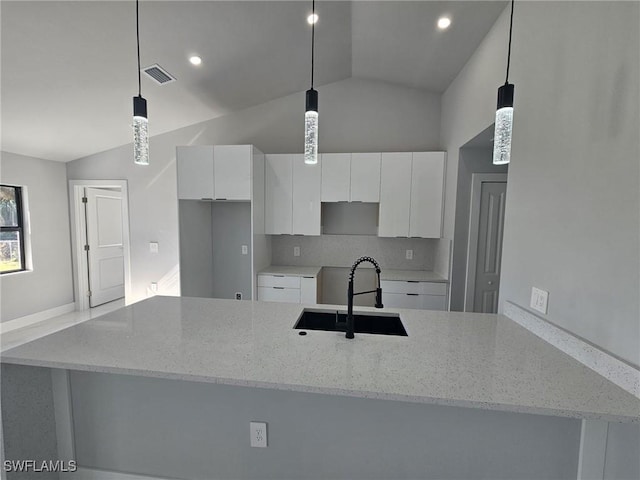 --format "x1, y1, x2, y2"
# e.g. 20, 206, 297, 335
294, 309, 407, 336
